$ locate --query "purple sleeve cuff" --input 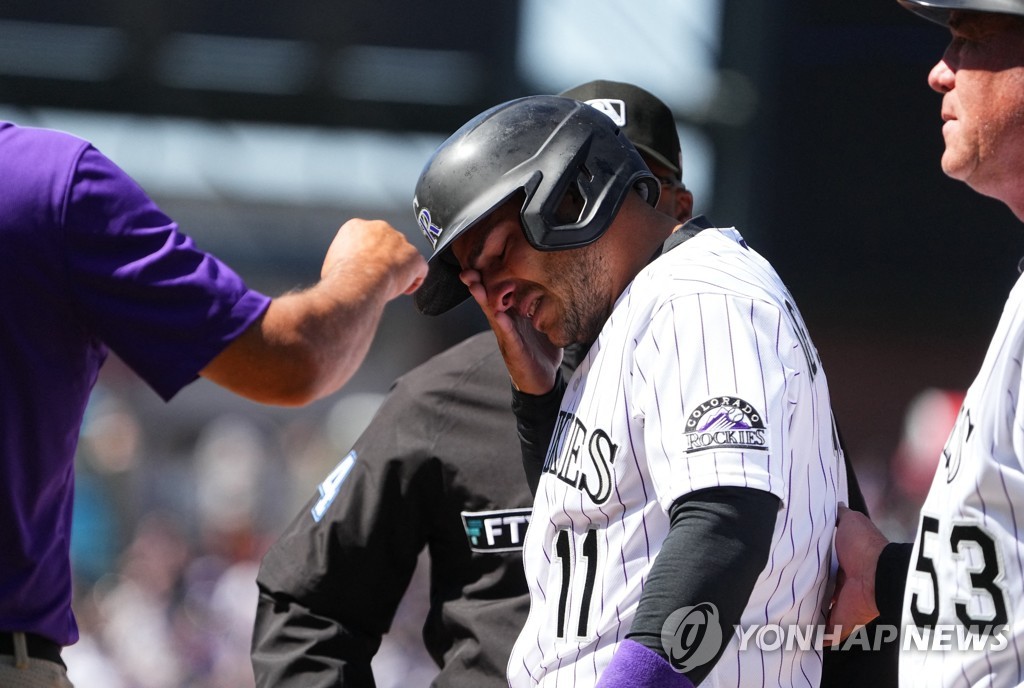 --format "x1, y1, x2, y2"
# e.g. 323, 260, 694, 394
596, 639, 695, 688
